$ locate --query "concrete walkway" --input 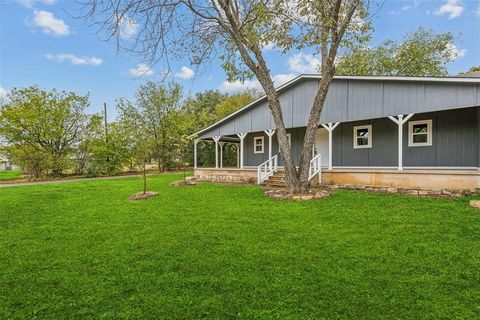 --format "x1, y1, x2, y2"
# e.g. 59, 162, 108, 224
0, 174, 144, 188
